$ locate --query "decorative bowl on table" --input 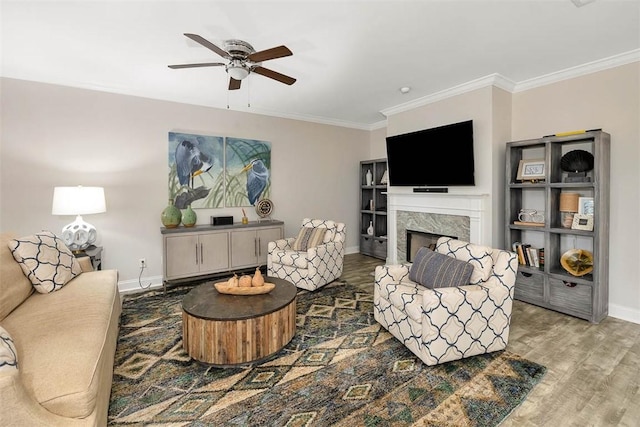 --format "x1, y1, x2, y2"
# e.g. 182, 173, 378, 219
214, 282, 276, 295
